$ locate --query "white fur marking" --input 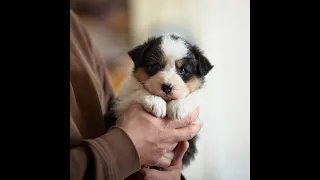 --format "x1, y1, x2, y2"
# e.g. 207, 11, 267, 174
140, 95, 167, 118
114, 75, 167, 118
167, 90, 202, 120
161, 35, 188, 61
